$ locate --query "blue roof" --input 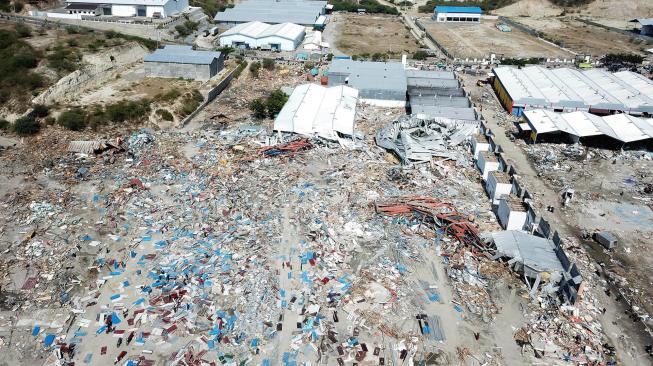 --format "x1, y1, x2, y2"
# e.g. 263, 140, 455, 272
435, 6, 482, 14
144, 45, 222, 65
